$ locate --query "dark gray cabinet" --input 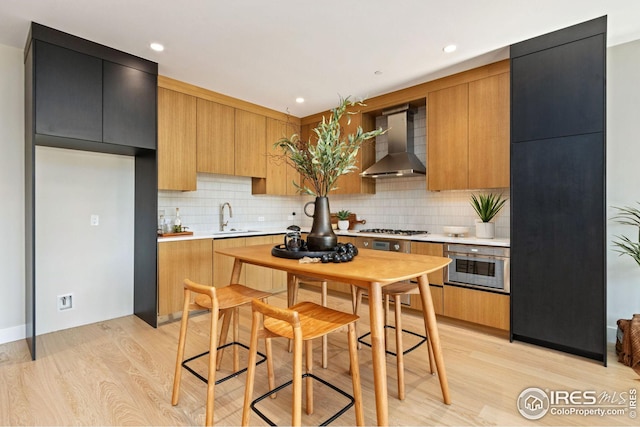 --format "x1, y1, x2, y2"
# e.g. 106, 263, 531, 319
31, 29, 156, 151
103, 61, 157, 149
510, 17, 607, 363
35, 41, 103, 142
25, 22, 158, 360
